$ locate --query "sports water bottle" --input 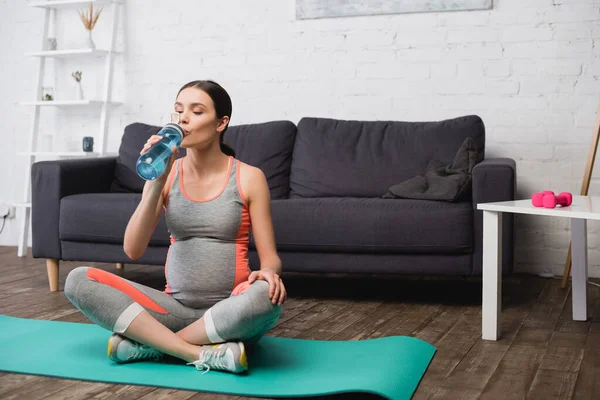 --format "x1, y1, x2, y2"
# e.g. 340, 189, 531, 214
136, 122, 184, 181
